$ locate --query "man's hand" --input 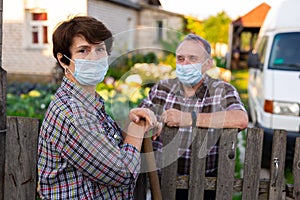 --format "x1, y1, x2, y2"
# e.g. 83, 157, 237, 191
161, 108, 192, 127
